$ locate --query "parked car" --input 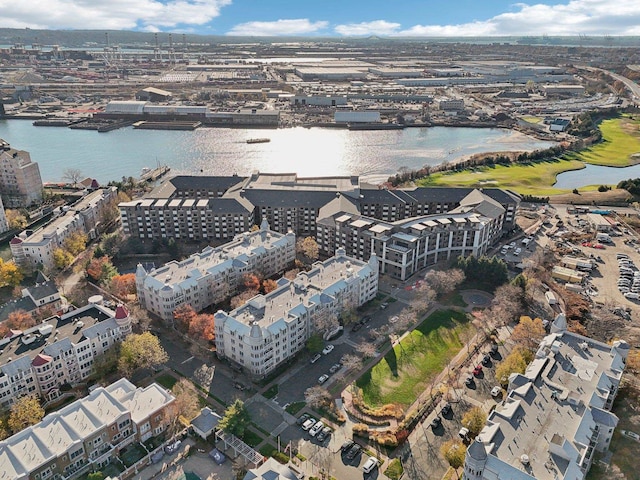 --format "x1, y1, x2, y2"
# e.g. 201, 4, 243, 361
361, 316, 372, 324
329, 363, 342, 373
481, 354, 491, 366
514, 247, 522, 256
351, 322, 363, 332
380, 302, 389, 310
389, 315, 399, 323
322, 344, 335, 355
490, 344, 499, 356
318, 374, 329, 384
309, 421, 324, 437
310, 353, 321, 364
346, 443, 362, 459
465, 375, 474, 387
473, 365, 483, 376
441, 403, 452, 416
362, 457, 379, 473
341, 440, 355, 452
302, 418, 316, 431
317, 426, 332, 442
296, 413, 311, 426
491, 386, 503, 397
459, 427, 470, 439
